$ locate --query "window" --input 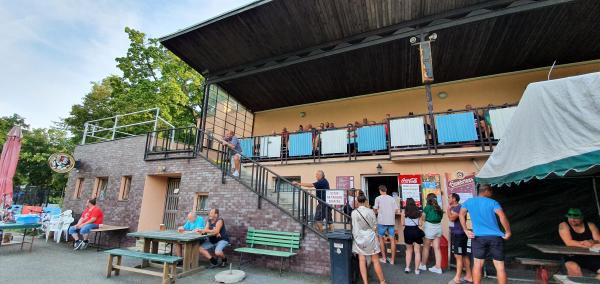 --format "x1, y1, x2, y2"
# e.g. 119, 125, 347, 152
73, 178, 84, 199
93, 177, 109, 200
118, 176, 132, 201
194, 193, 209, 214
